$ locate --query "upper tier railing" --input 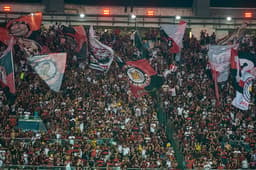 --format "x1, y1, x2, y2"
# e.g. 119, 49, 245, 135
0, 11, 256, 29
